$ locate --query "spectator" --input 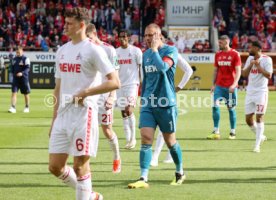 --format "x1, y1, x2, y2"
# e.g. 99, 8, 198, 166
124, 7, 131, 30
263, 0, 275, 12
105, 4, 115, 34
228, 16, 239, 38
231, 33, 239, 50
203, 39, 212, 52
8, 46, 31, 114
